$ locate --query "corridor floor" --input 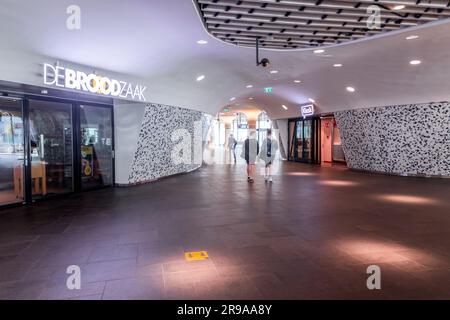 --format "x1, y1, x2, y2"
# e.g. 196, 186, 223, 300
1, 162, 450, 299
